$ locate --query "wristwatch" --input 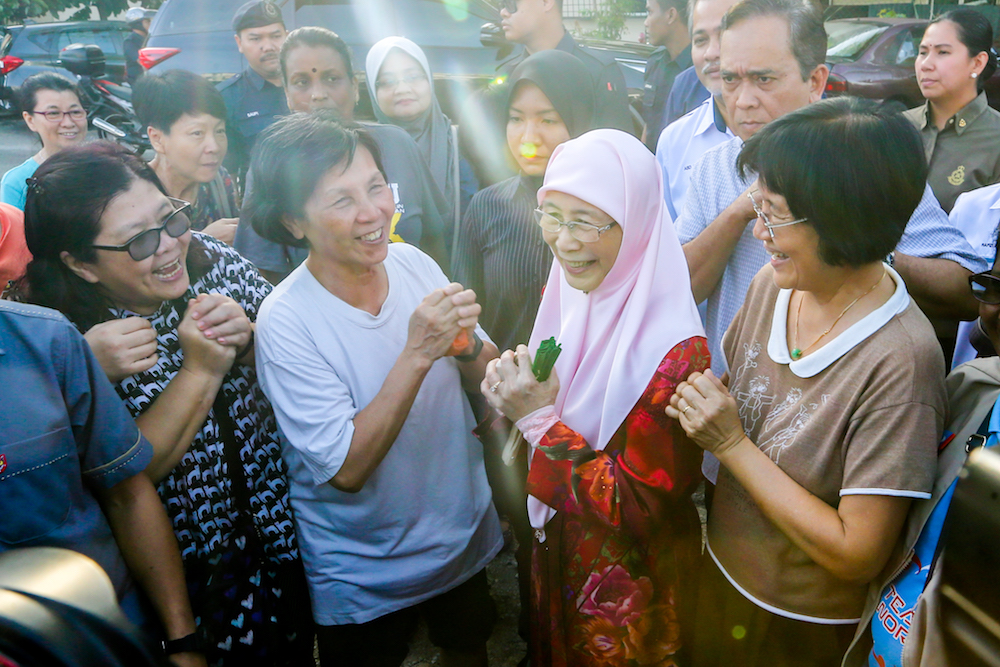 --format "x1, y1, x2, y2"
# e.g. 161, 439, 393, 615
163, 632, 200, 655
455, 332, 484, 362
